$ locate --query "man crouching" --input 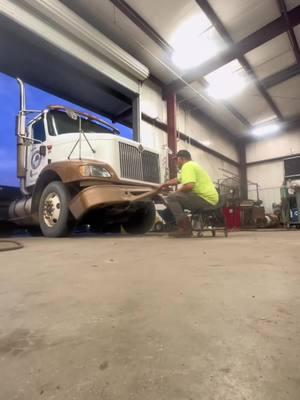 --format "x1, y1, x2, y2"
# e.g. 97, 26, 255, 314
159, 150, 219, 237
